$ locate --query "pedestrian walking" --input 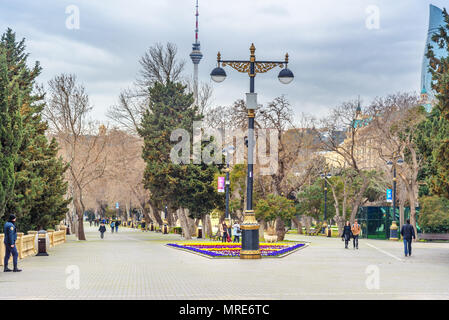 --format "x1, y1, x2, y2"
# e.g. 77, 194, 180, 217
220, 222, 228, 243
351, 219, 361, 249
99, 223, 106, 239
341, 221, 352, 249
232, 222, 241, 243
401, 219, 416, 257
3, 214, 22, 272
110, 221, 115, 233
141, 221, 146, 232
115, 220, 120, 233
